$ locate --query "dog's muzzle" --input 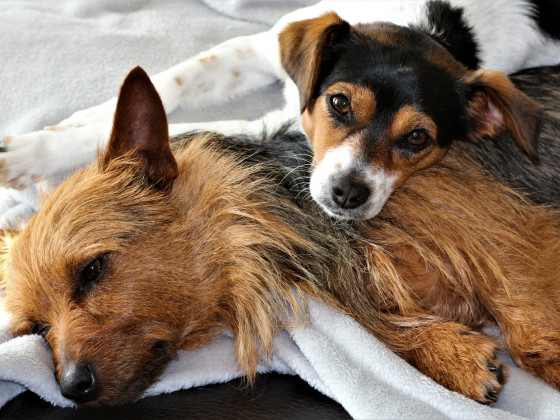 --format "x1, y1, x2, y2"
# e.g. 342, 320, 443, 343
60, 363, 97, 404
330, 174, 371, 210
